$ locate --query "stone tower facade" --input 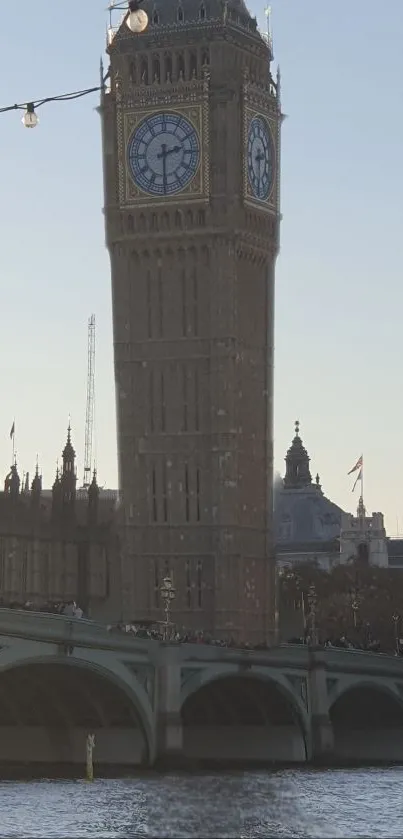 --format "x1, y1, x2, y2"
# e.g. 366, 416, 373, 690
340, 499, 389, 568
101, 0, 282, 642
